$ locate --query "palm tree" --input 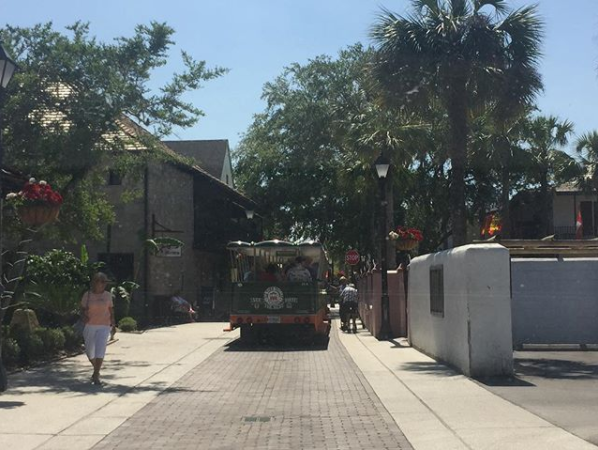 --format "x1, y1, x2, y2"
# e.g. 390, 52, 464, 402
523, 115, 578, 237
575, 131, 598, 192
370, 0, 543, 246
